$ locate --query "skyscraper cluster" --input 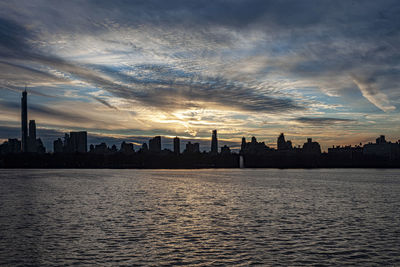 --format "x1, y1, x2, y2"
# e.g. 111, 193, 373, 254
53, 132, 87, 153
